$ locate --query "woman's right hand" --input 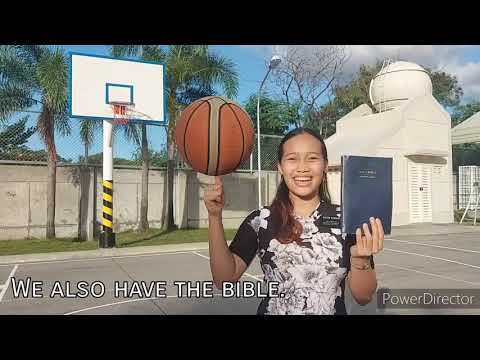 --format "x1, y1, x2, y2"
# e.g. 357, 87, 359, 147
203, 176, 225, 218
